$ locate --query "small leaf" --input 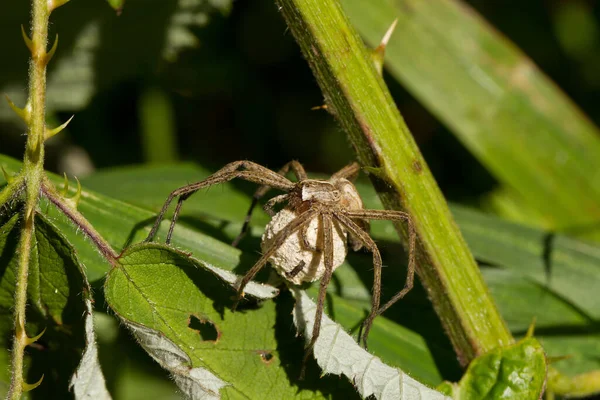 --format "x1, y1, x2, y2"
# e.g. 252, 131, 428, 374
441, 337, 546, 400
292, 289, 450, 400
